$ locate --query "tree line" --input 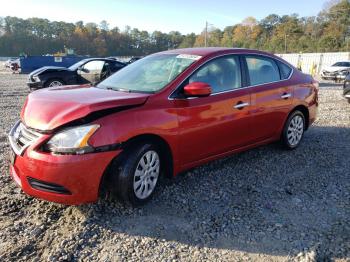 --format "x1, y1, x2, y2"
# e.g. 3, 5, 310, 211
0, 0, 349, 56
